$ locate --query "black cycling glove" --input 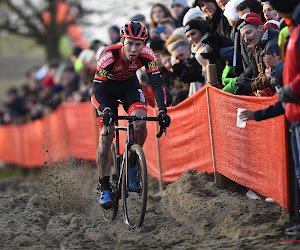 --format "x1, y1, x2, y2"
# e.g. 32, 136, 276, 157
158, 110, 171, 128
102, 109, 116, 127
